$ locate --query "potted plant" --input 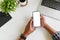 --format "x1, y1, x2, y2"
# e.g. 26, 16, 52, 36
0, 0, 17, 27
